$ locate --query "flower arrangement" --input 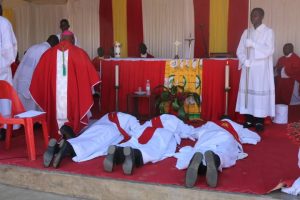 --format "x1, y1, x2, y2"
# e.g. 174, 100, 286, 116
287, 121, 300, 146
153, 84, 200, 120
